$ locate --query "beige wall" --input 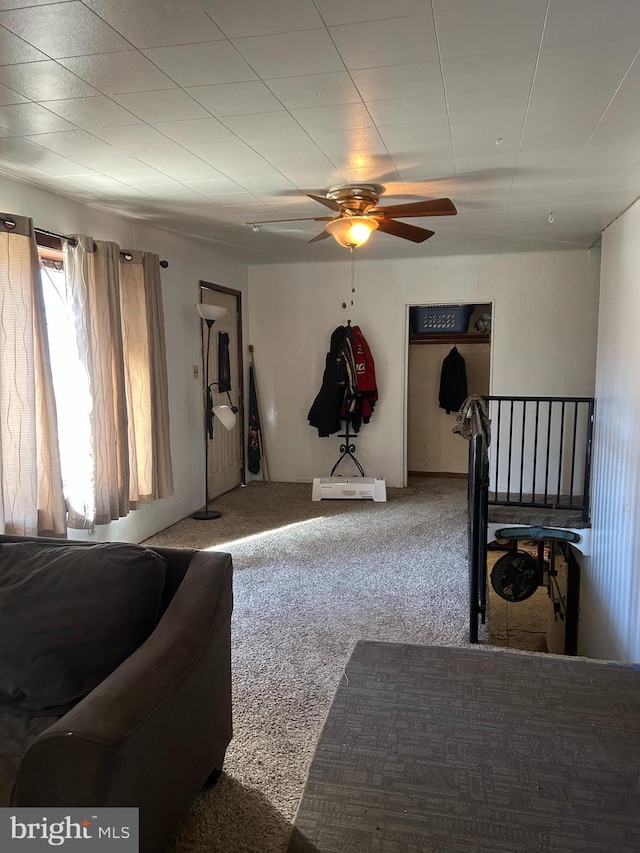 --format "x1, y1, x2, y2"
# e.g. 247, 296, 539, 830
249, 249, 600, 487
408, 341, 491, 474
